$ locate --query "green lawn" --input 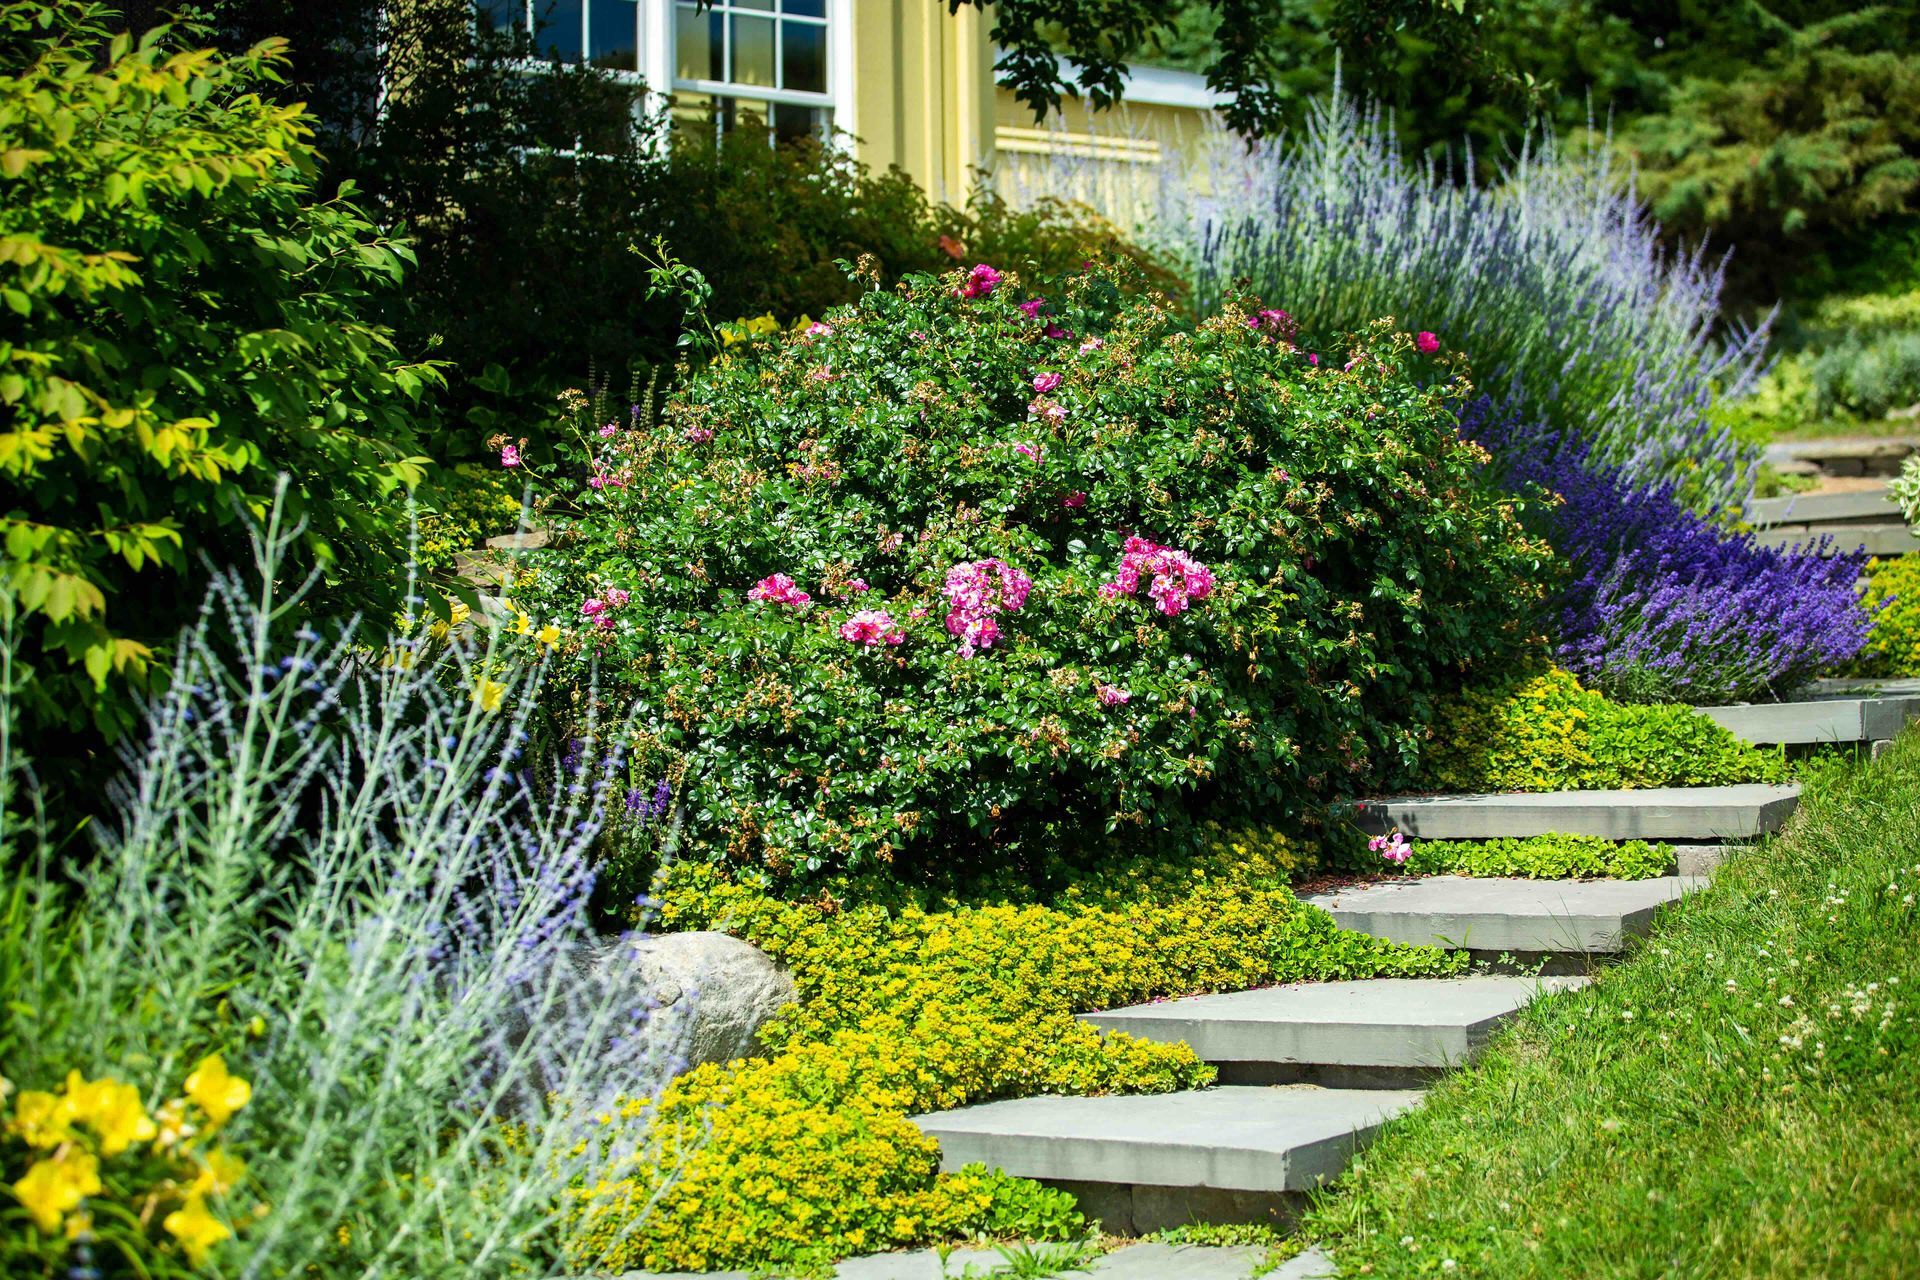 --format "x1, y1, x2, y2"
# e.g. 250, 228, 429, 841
1303, 735, 1920, 1279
